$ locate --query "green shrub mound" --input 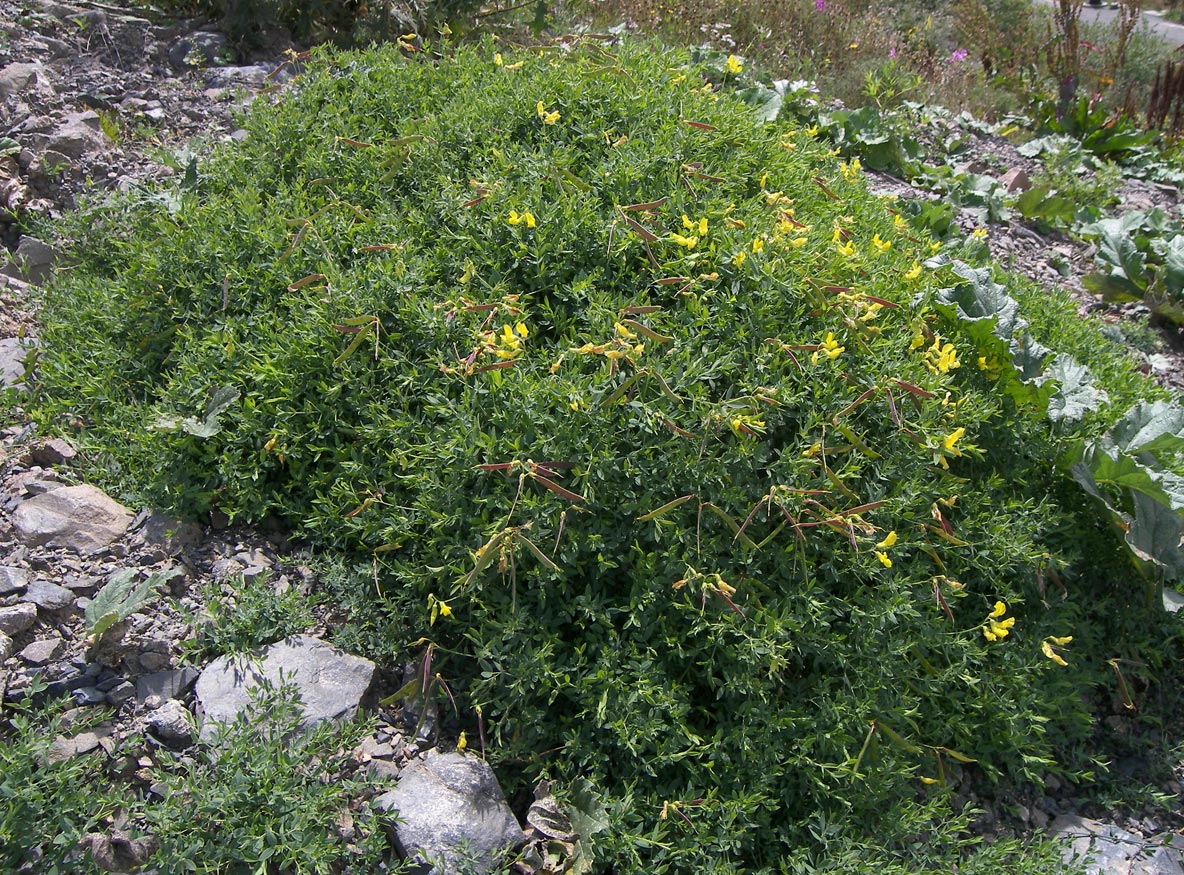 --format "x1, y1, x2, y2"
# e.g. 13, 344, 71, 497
32, 41, 1179, 872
